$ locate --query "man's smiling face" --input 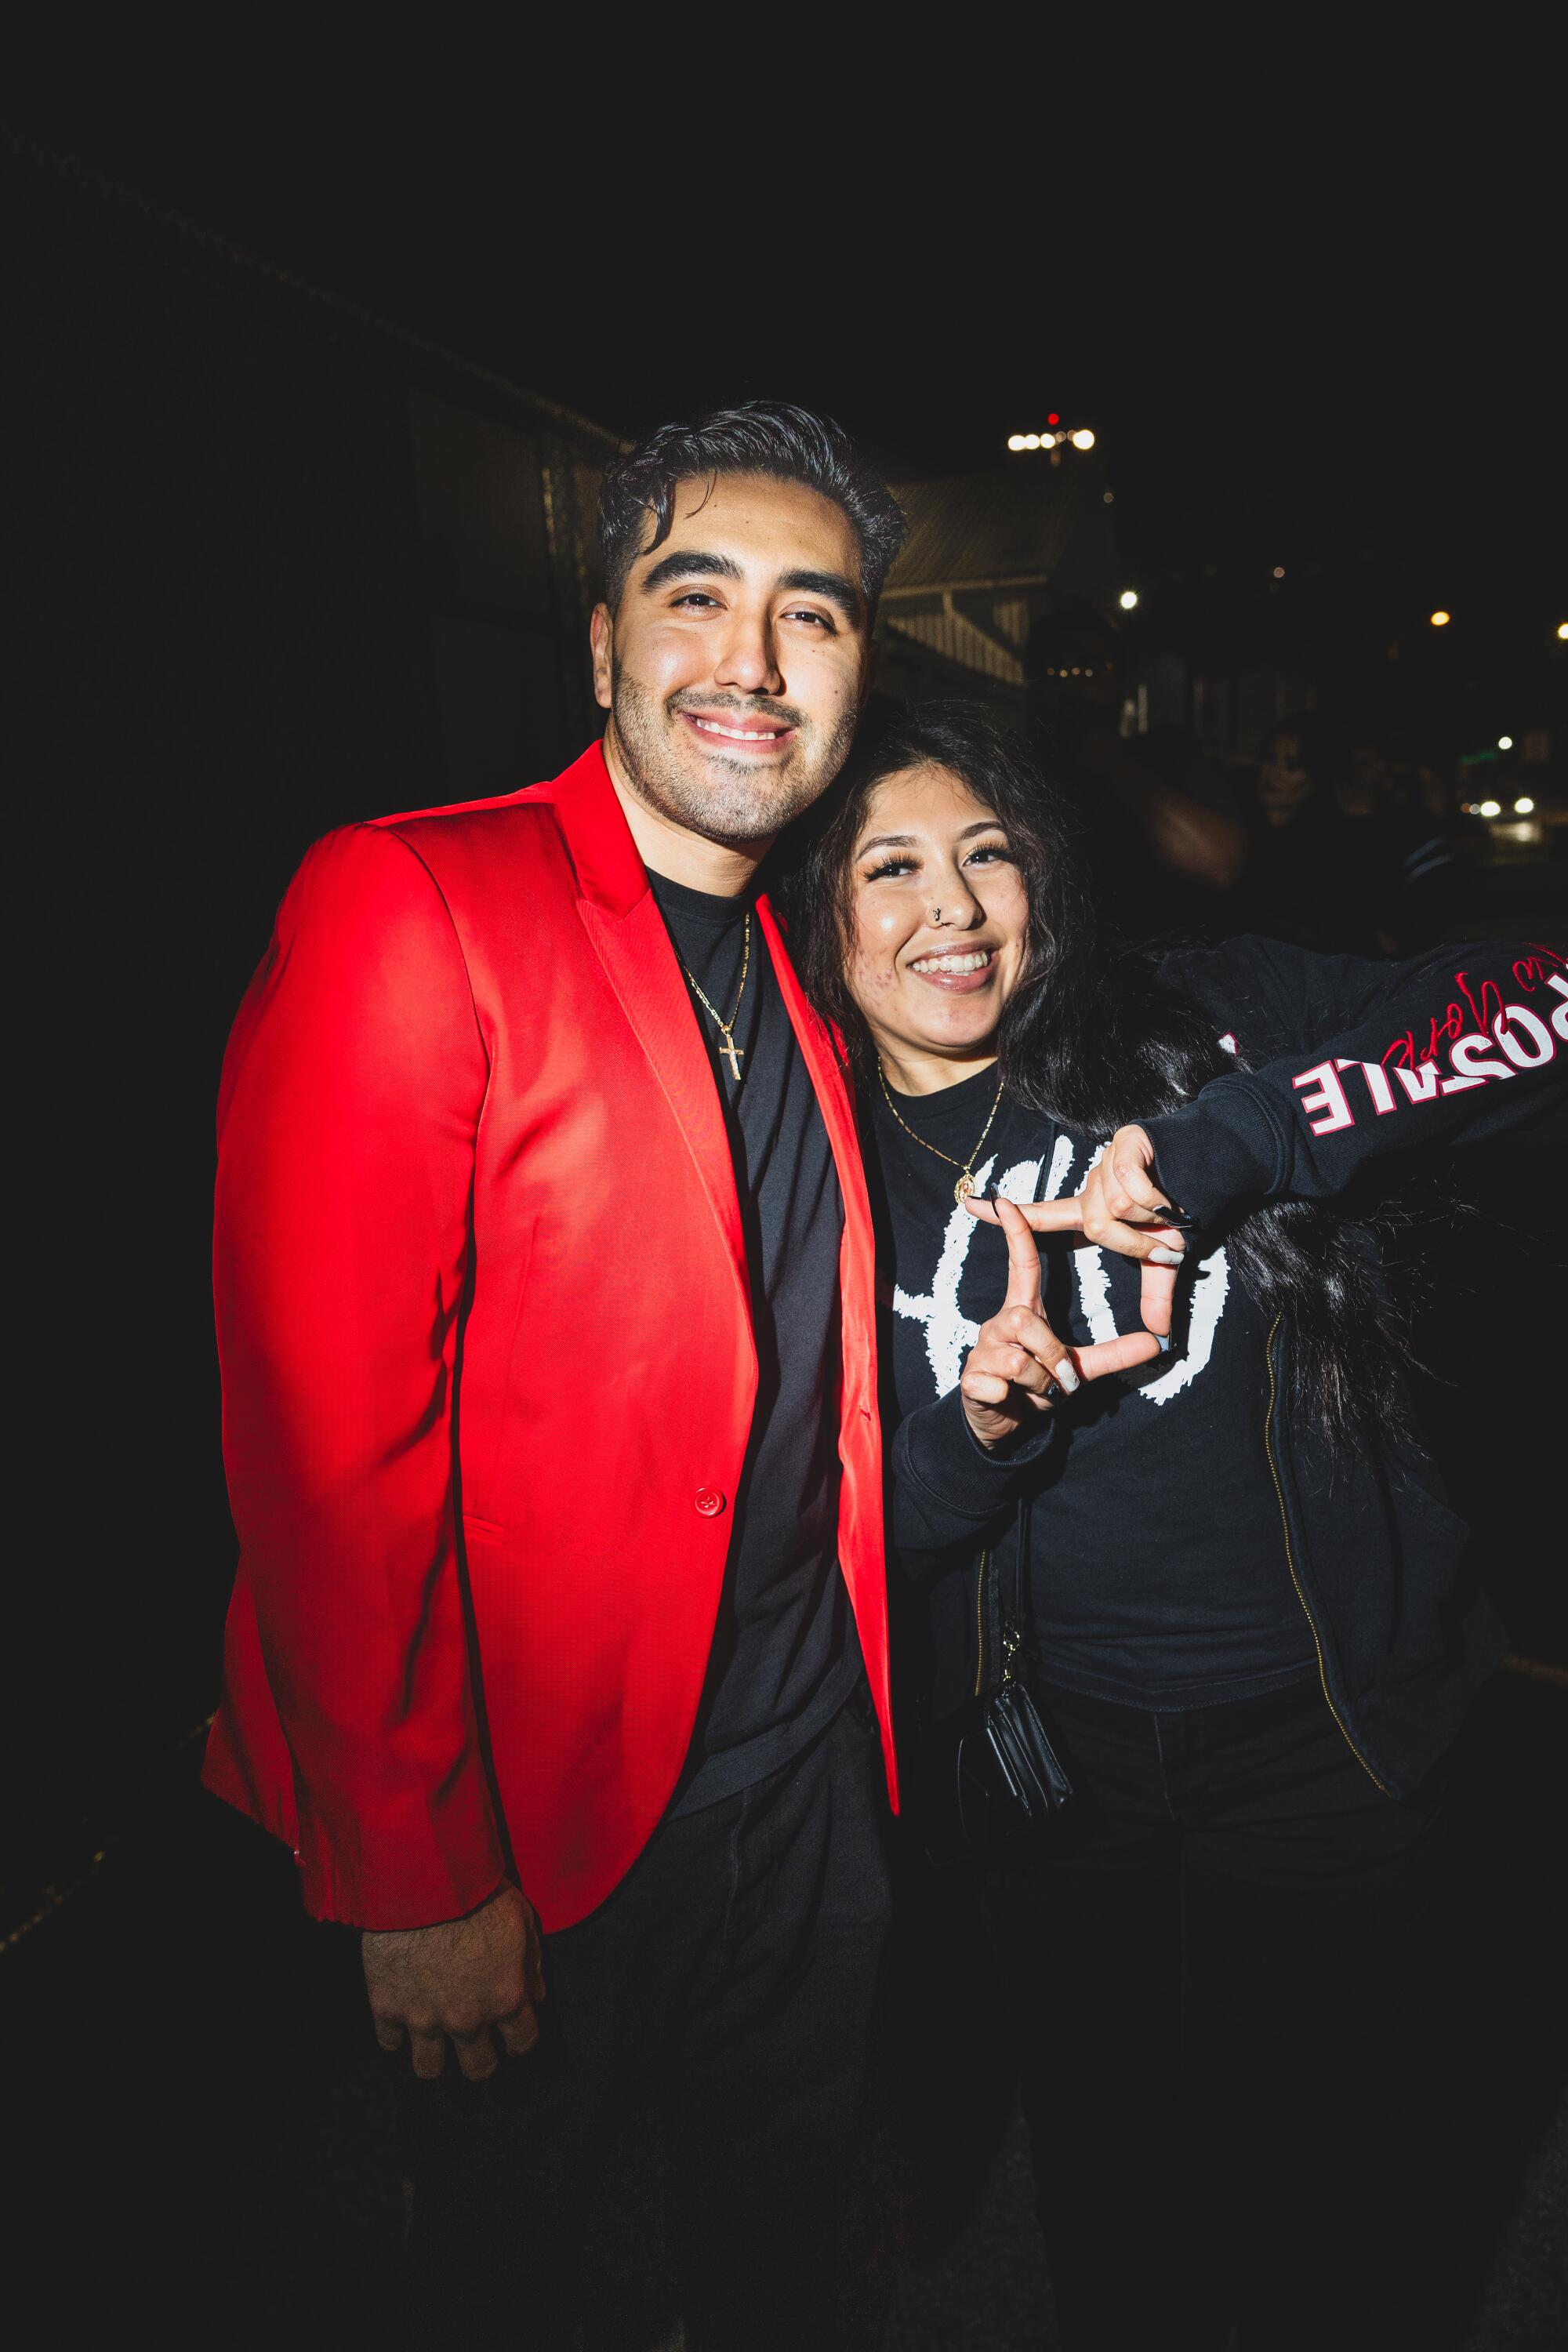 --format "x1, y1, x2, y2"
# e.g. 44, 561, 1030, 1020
590, 472, 872, 857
